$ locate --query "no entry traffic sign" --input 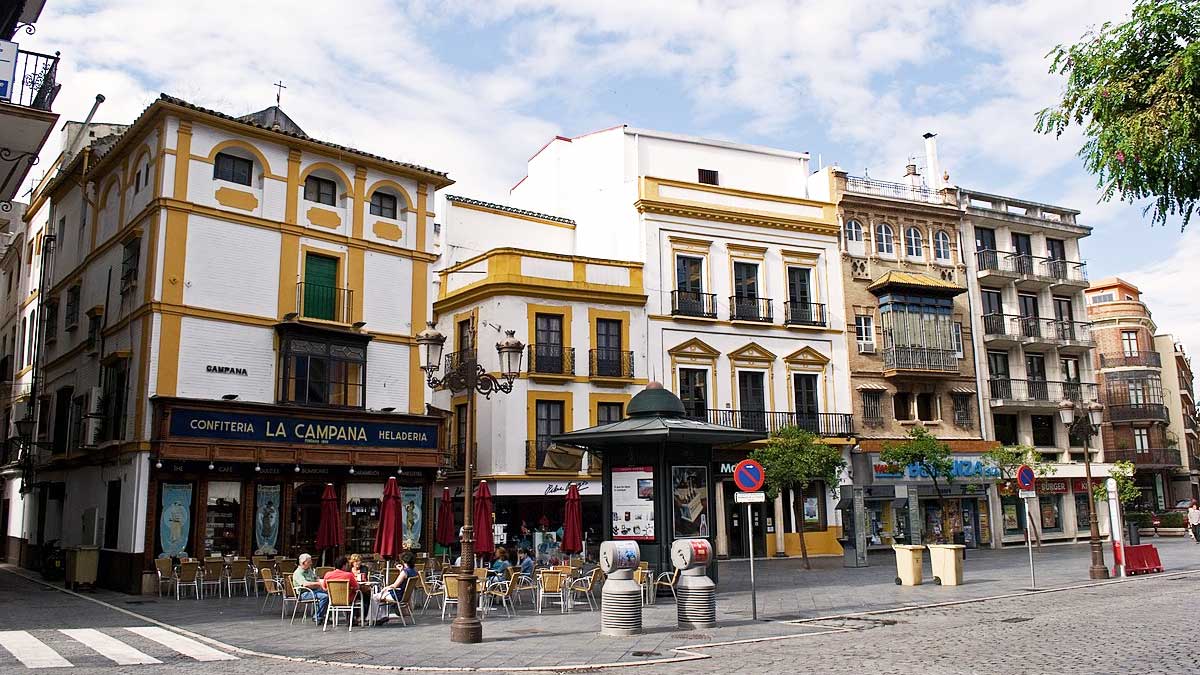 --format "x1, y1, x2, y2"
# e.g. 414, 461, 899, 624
733, 459, 766, 492
1017, 464, 1036, 491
